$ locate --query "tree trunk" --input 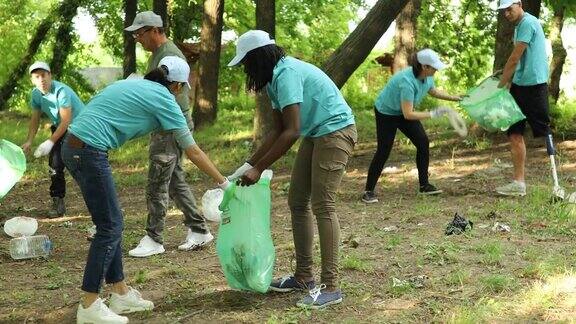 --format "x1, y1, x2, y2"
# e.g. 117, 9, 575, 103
0, 13, 54, 110
123, 0, 137, 78
548, 4, 566, 103
392, 0, 421, 74
493, 0, 542, 72
192, 0, 224, 128
322, 0, 410, 88
49, 0, 82, 79
153, 0, 170, 37
253, 0, 276, 151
